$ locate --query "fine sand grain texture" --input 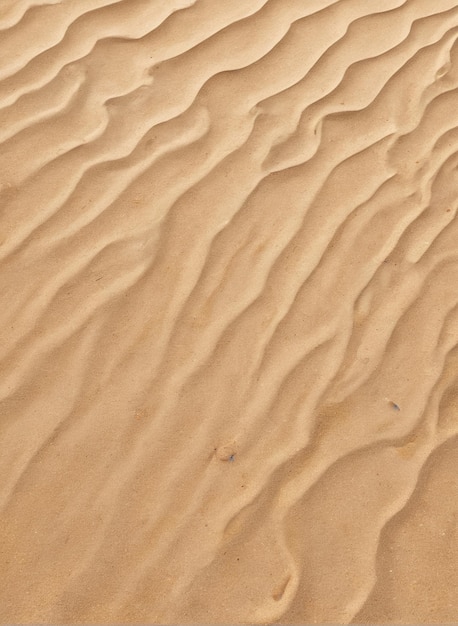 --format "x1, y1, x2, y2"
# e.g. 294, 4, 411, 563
1, 0, 458, 623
